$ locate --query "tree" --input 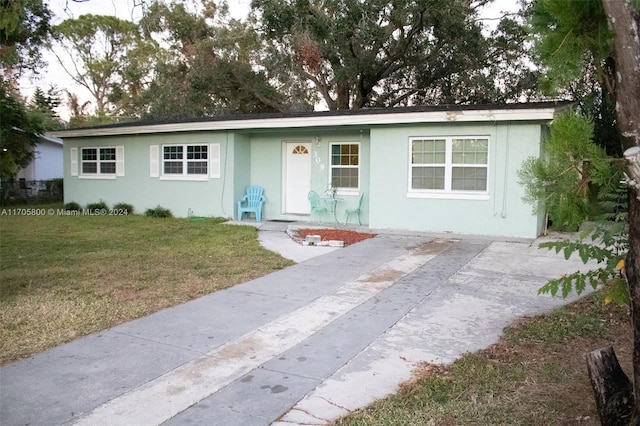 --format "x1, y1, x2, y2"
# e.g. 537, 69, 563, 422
28, 86, 63, 131
0, 84, 44, 182
51, 14, 156, 116
528, 0, 622, 156
0, 0, 51, 75
251, 0, 536, 110
602, 0, 640, 421
528, 0, 640, 421
518, 110, 618, 232
0, 0, 52, 183
138, 0, 296, 119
